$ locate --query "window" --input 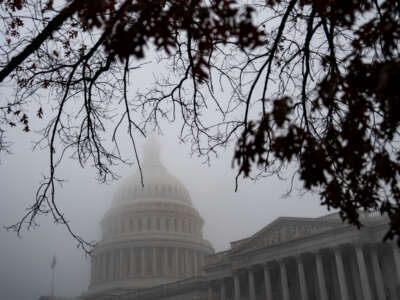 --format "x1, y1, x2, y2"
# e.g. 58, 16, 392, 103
156, 218, 161, 230
121, 219, 125, 233
138, 218, 142, 231
147, 218, 151, 230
